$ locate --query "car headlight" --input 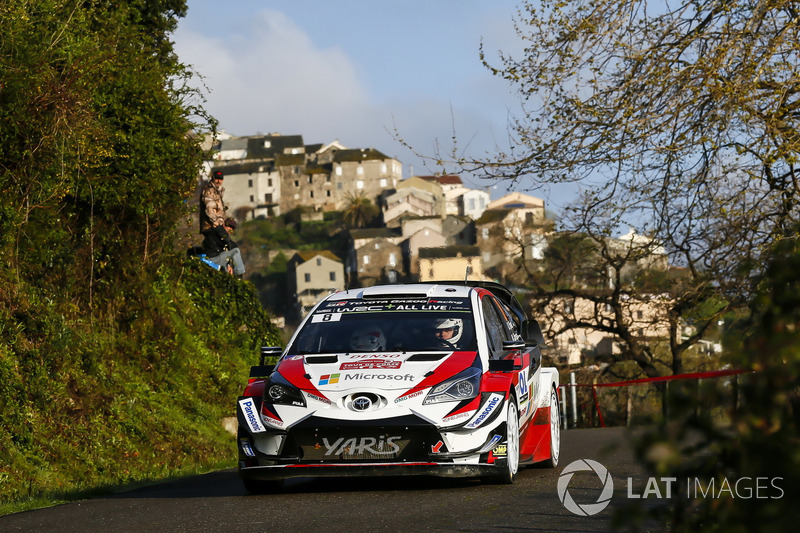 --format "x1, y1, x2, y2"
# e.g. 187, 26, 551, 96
264, 374, 306, 407
423, 367, 482, 405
